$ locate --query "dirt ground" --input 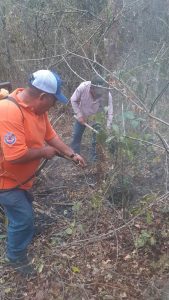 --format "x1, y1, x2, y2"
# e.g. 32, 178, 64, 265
1, 113, 169, 300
